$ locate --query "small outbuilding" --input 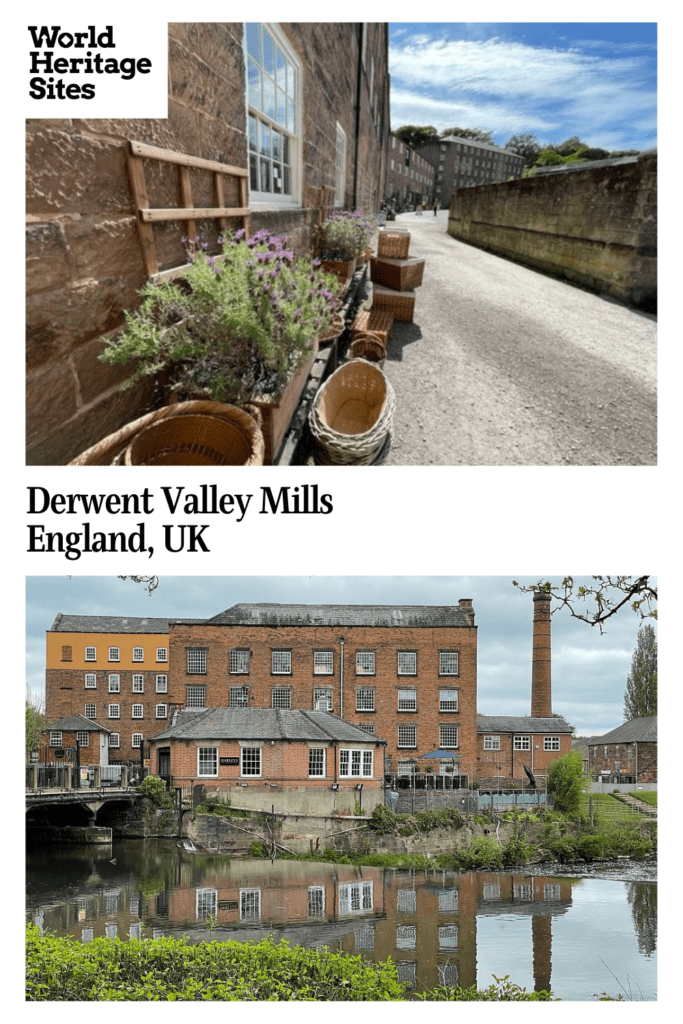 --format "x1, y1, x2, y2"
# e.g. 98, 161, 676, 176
588, 716, 657, 783
148, 707, 387, 816
41, 714, 111, 766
